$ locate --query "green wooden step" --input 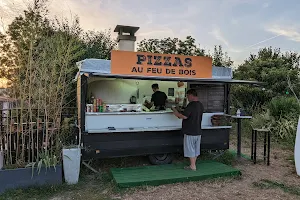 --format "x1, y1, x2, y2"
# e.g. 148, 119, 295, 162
110, 160, 241, 188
